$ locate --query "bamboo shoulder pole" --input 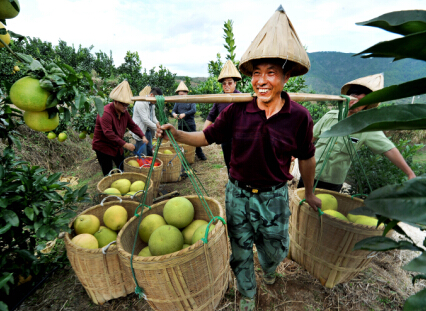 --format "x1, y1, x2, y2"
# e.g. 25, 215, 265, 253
131, 93, 355, 103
